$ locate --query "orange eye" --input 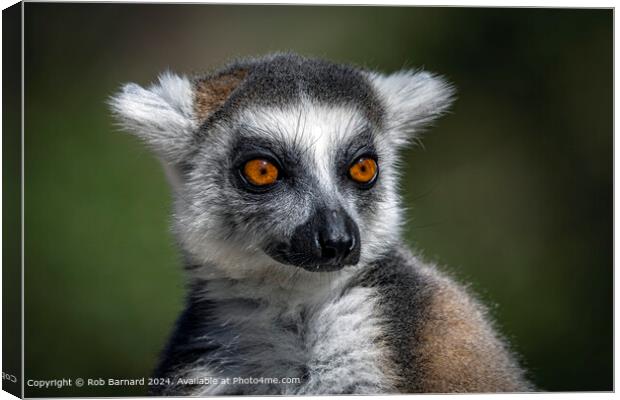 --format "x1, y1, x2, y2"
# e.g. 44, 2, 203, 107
243, 159, 279, 186
349, 157, 378, 185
